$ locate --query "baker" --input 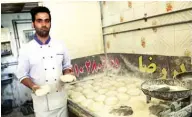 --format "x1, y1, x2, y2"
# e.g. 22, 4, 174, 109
16, 6, 75, 117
